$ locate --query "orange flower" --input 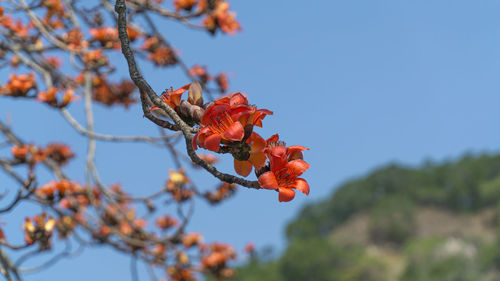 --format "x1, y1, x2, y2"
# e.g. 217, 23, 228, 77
258, 141, 310, 202
11, 144, 46, 163
192, 103, 245, 152
1, 73, 36, 97
189, 64, 210, 83
148, 46, 177, 67
159, 83, 190, 109
173, 0, 198, 12
204, 182, 236, 203
82, 49, 108, 67
23, 213, 55, 248
197, 153, 219, 165
37, 87, 75, 108
203, 1, 241, 35
44, 57, 62, 68
126, 26, 142, 42
167, 266, 196, 281
215, 92, 273, 128
44, 143, 75, 166
201, 243, 236, 267
87, 76, 136, 108
182, 232, 203, 248
11, 145, 30, 160
61, 88, 76, 107
233, 132, 267, 177
166, 168, 190, 190
90, 27, 119, 48
62, 29, 88, 50
155, 215, 178, 230
215, 73, 229, 92
0, 16, 32, 39
37, 87, 58, 106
